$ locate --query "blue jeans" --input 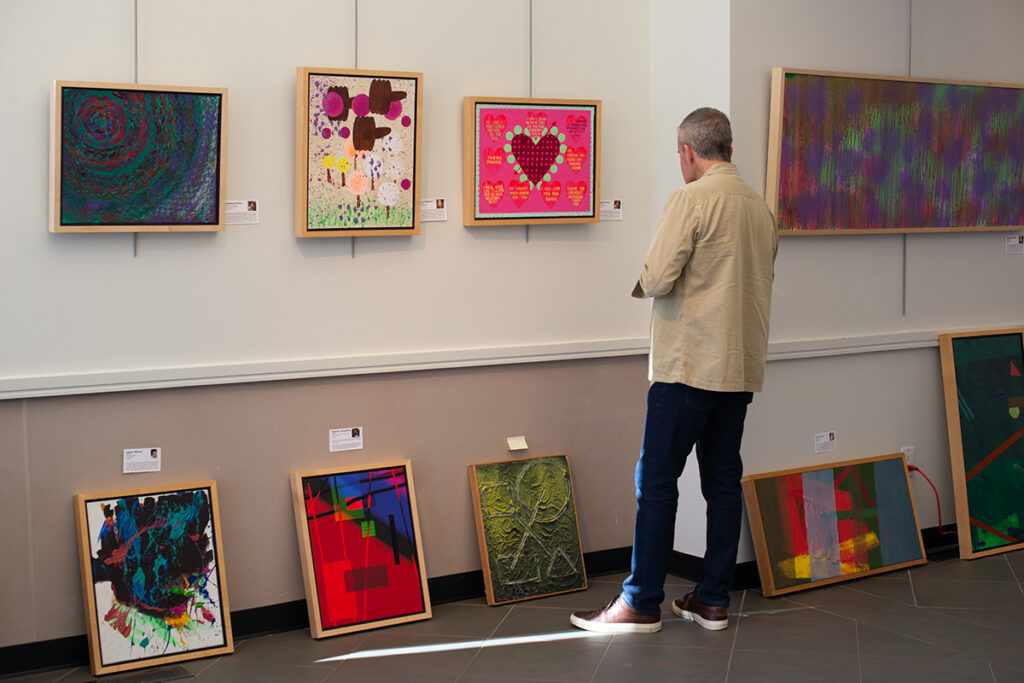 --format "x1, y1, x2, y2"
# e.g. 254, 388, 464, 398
621, 382, 752, 615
